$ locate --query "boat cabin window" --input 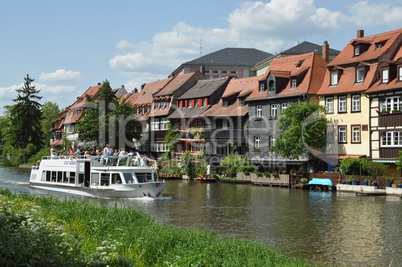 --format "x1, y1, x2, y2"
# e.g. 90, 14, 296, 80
135, 173, 152, 183
70, 172, 75, 184
122, 173, 134, 184
91, 173, 100, 186
57, 171, 63, 182
111, 173, 122, 184
101, 173, 110, 186
79, 173, 84, 184
117, 157, 129, 166
51, 171, 57, 182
